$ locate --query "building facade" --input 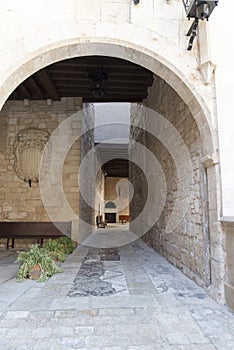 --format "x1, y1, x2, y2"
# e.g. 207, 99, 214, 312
0, 1, 233, 310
